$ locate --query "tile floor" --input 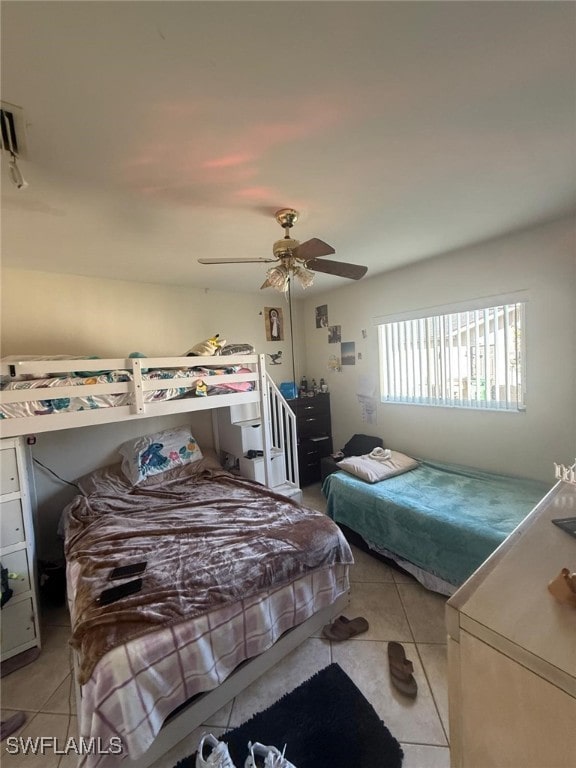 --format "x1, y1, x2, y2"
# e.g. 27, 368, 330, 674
1, 483, 450, 768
